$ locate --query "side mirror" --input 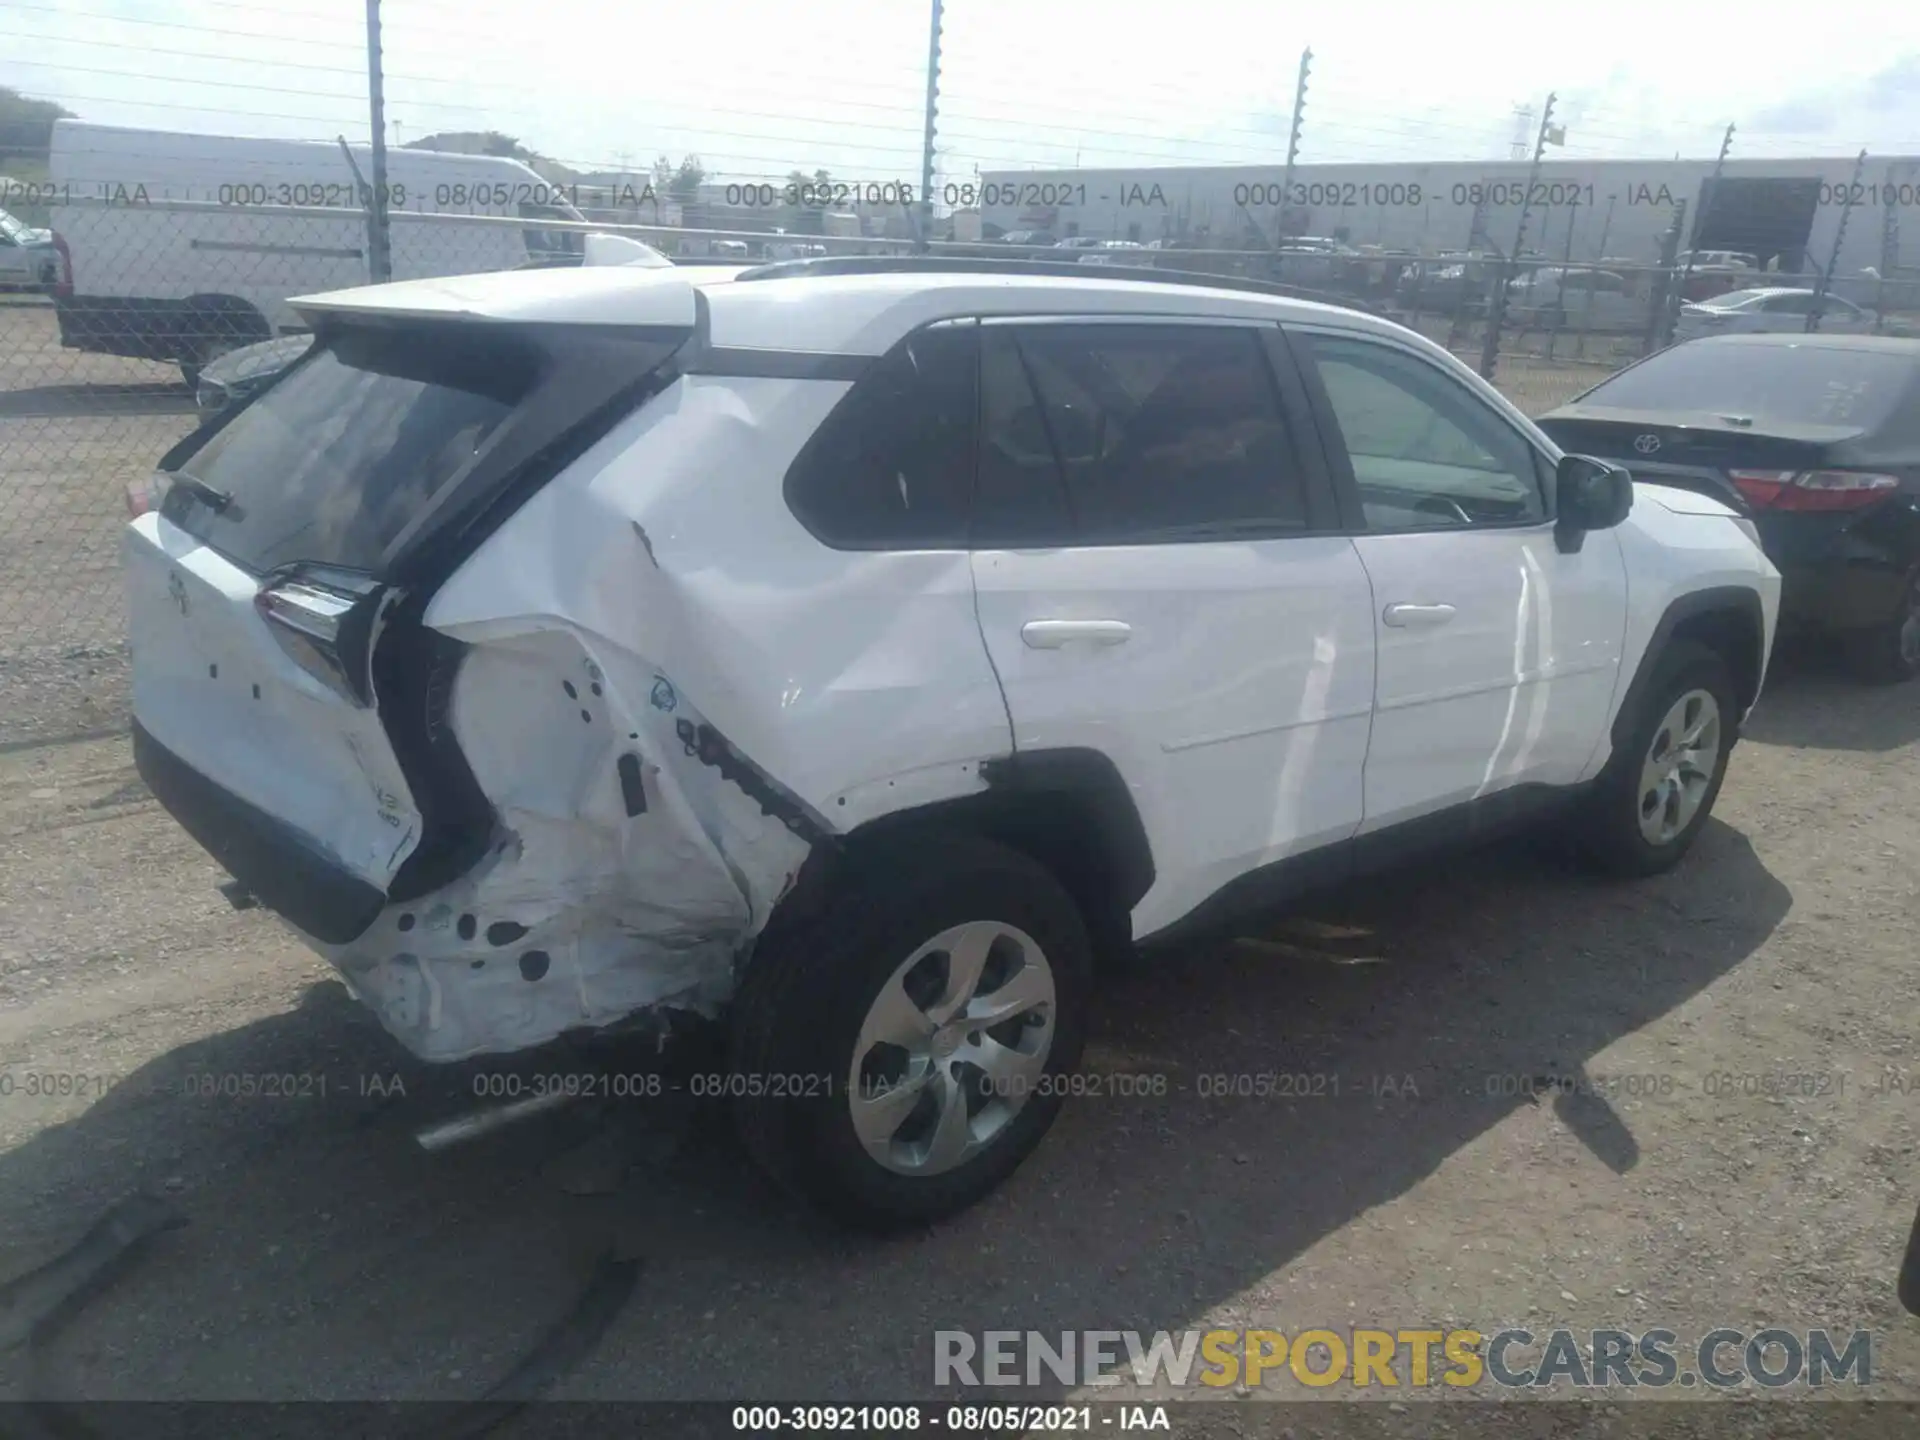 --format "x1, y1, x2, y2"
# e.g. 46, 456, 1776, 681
1554, 454, 1633, 554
